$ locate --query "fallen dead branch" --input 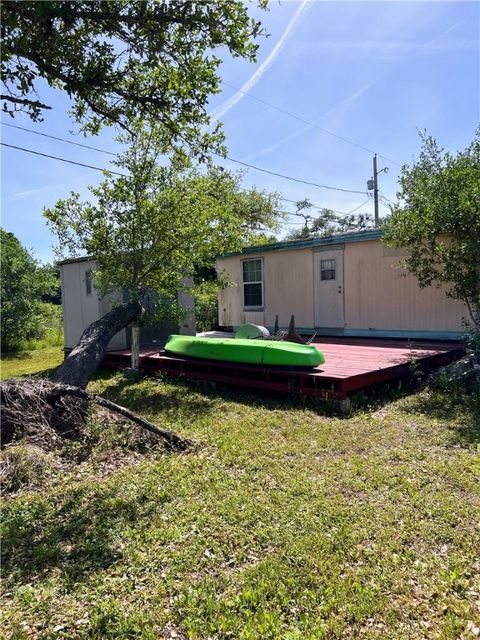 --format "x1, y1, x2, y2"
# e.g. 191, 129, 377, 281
1, 377, 194, 452
91, 394, 193, 450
